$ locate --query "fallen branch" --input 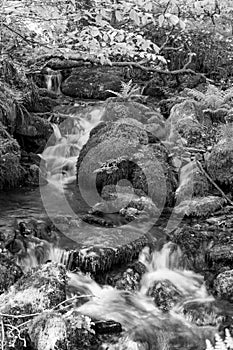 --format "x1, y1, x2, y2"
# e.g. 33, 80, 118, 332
28, 52, 210, 81
3, 23, 50, 49
196, 159, 233, 206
